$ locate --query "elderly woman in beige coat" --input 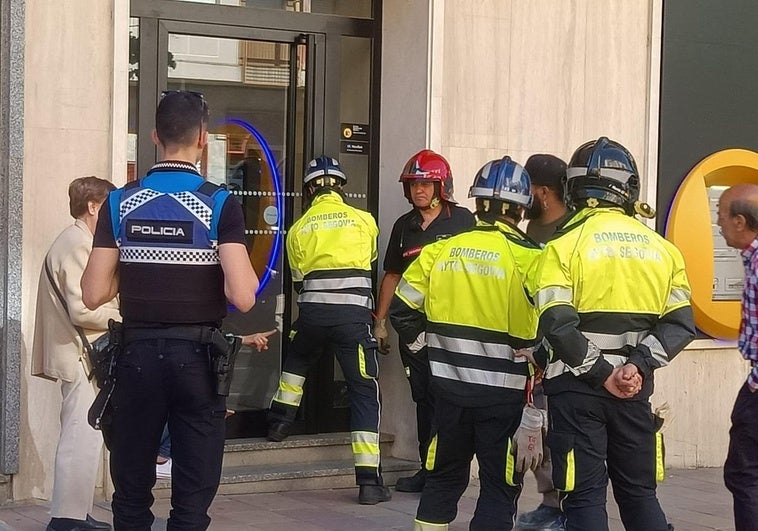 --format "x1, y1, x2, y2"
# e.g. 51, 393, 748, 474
32, 176, 120, 531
